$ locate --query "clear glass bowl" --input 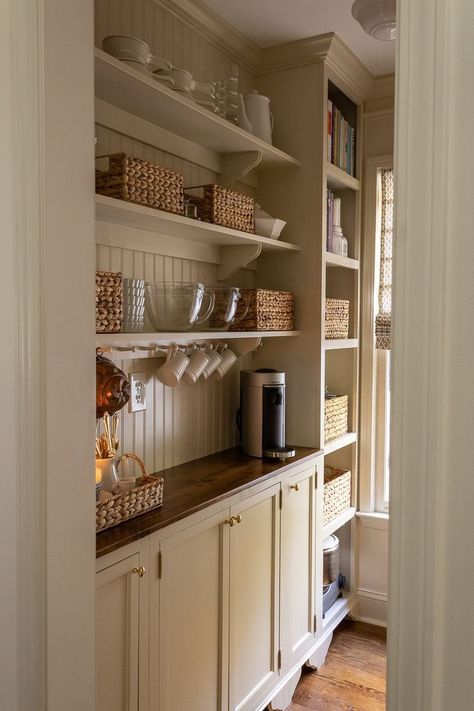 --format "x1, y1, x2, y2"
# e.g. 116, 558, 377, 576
197, 286, 247, 331
145, 282, 214, 332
